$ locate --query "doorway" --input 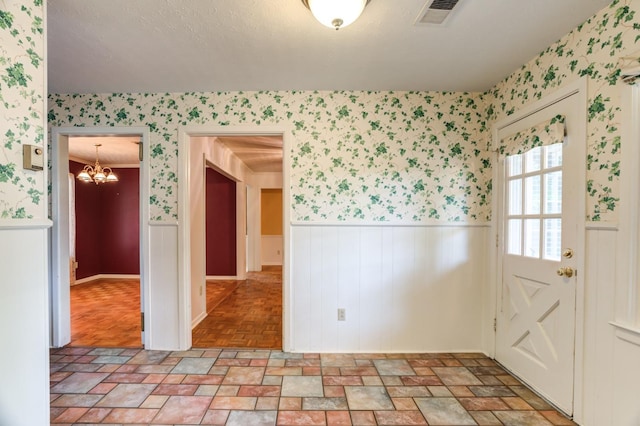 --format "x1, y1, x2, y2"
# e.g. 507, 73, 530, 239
50, 127, 151, 348
494, 80, 586, 415
178, 126, 290, 350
